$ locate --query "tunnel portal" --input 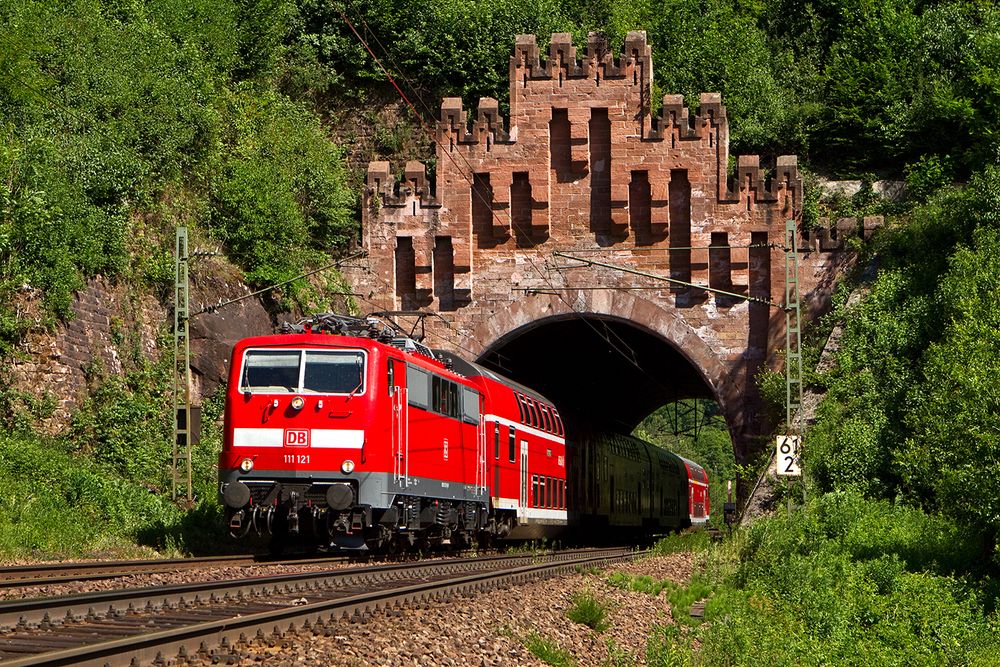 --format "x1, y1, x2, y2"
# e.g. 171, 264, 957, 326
476, 315, 714, 435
